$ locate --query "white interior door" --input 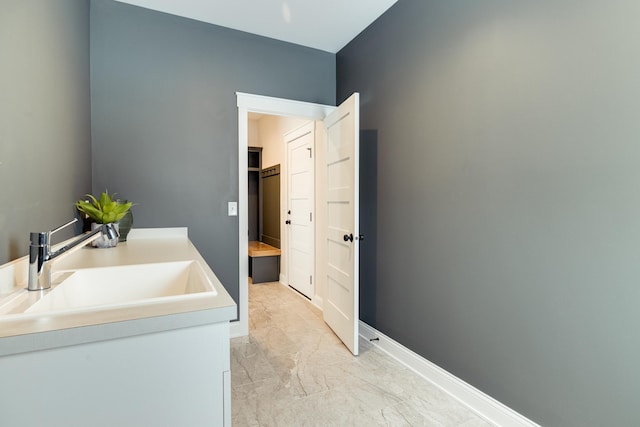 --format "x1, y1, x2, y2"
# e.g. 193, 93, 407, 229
322, 93, 360, 356
286, 122, 315, 299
